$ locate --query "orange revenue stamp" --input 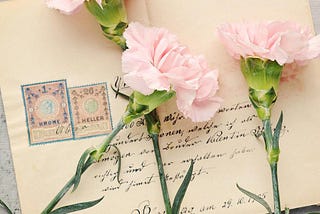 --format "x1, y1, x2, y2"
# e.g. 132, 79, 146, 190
69, 83, 113, 139
21, 80, 73, 145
